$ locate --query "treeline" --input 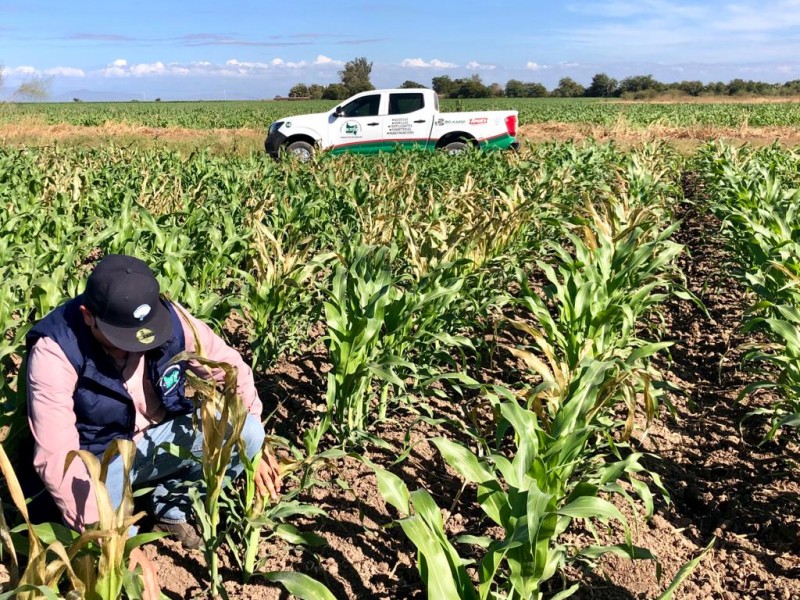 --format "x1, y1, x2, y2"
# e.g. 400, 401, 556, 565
432, 73, 800, 99
287, 62, 800, 100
